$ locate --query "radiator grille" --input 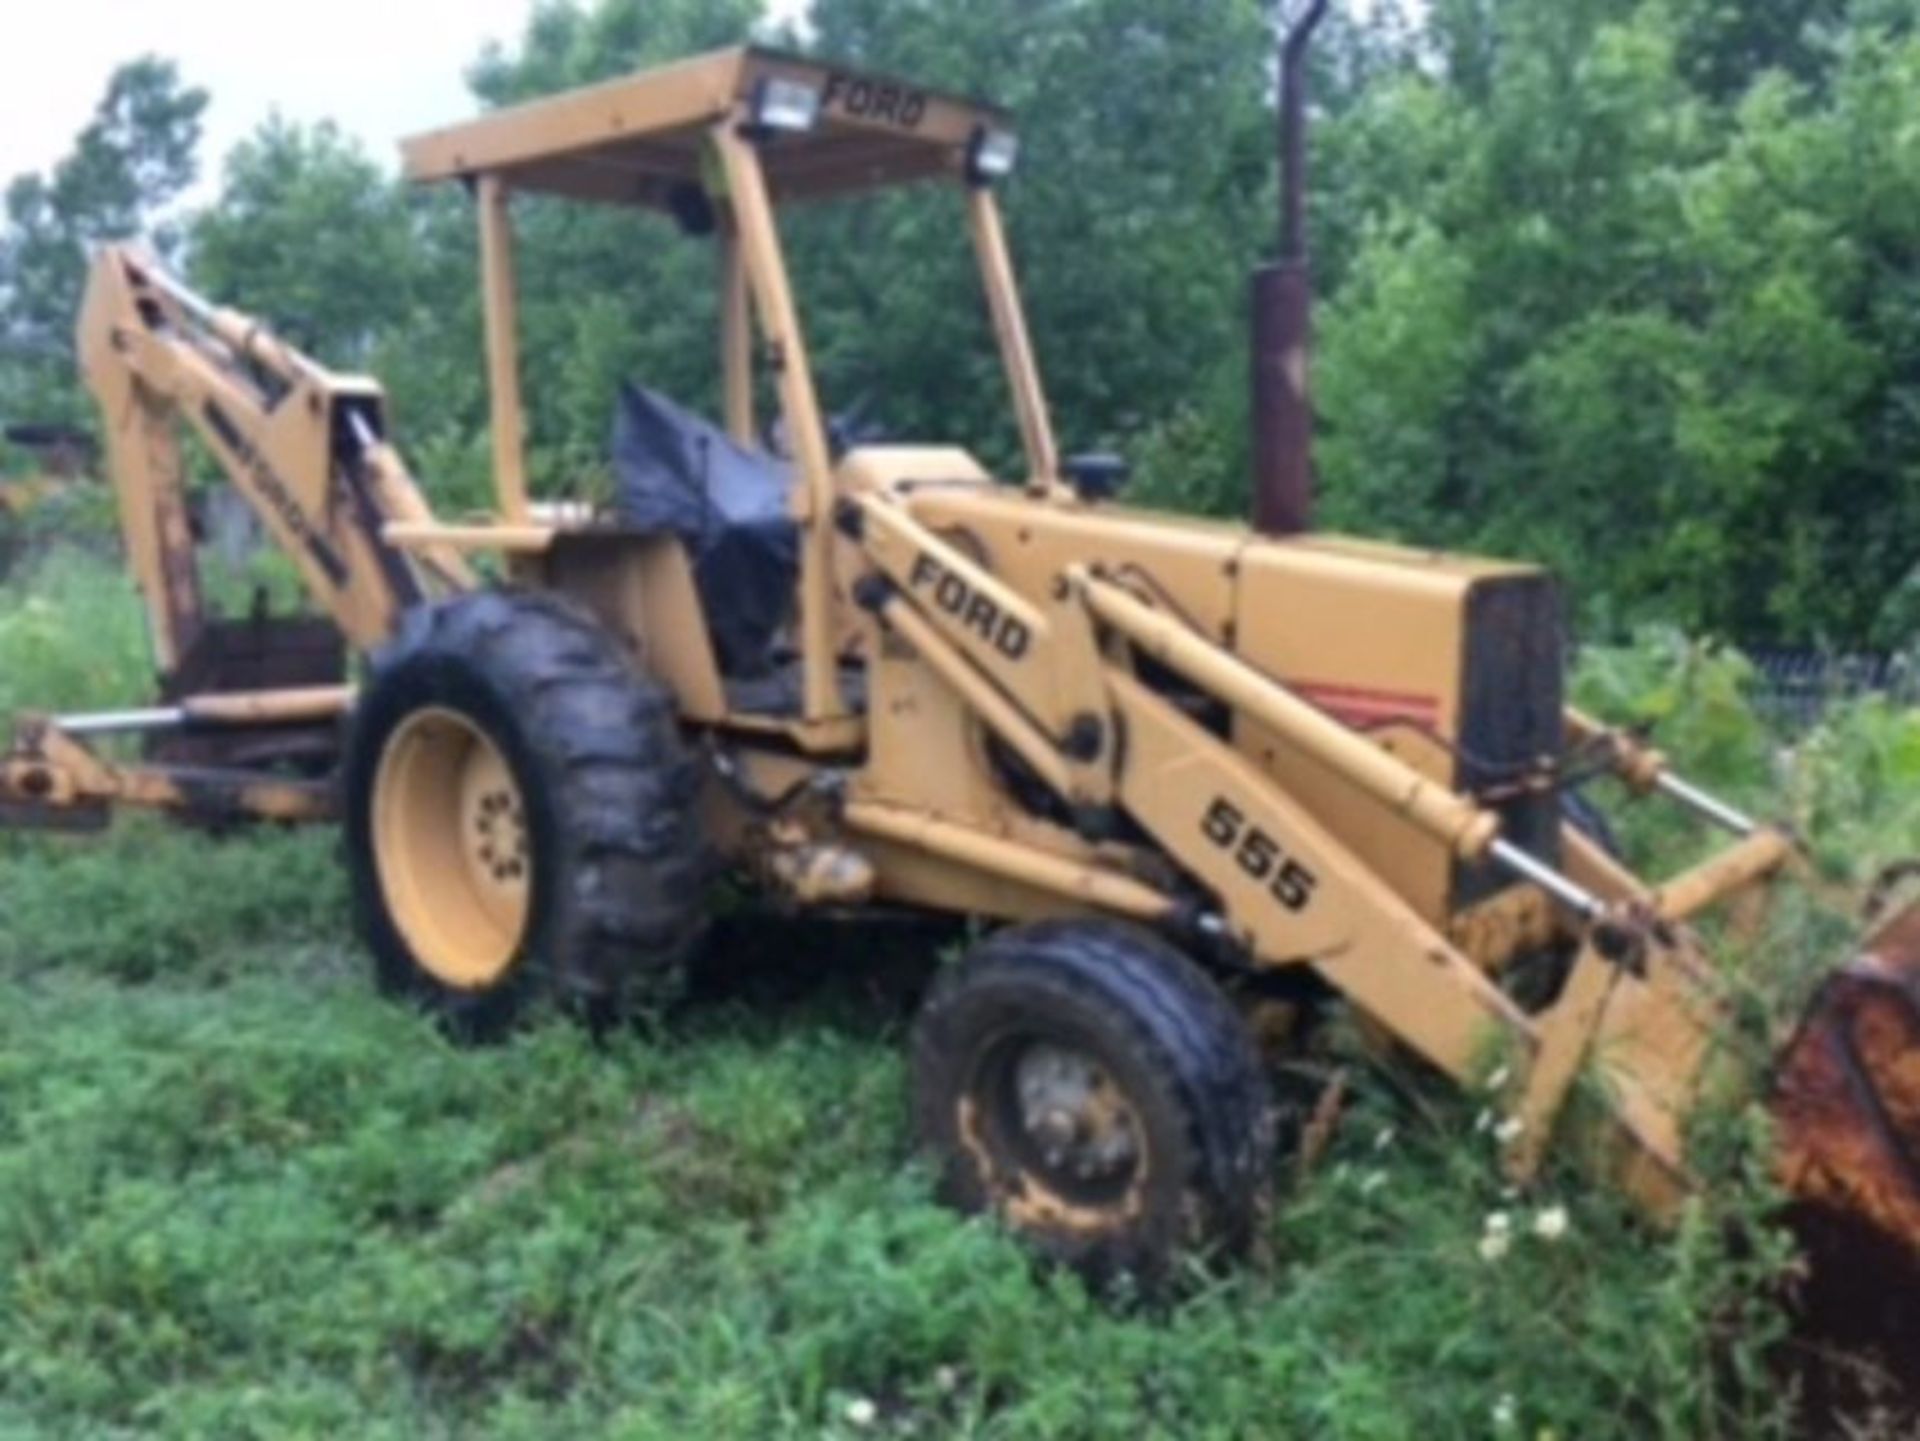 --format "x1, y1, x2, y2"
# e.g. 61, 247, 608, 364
1452, 574, 1564, 907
